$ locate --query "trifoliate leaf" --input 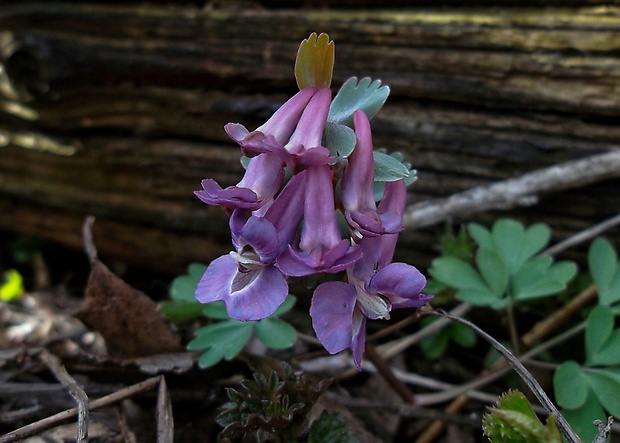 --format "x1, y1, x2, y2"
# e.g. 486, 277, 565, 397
328, 77, 390, 127
295, 32, 334, 89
